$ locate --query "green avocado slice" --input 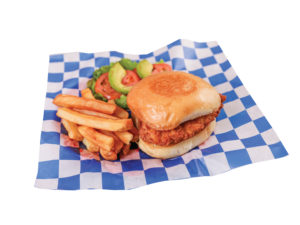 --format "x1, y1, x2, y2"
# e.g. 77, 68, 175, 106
115, 94, 128, 109
119, 58, 137, 70
108, 63, 132, 95
136, 59, 153, 78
